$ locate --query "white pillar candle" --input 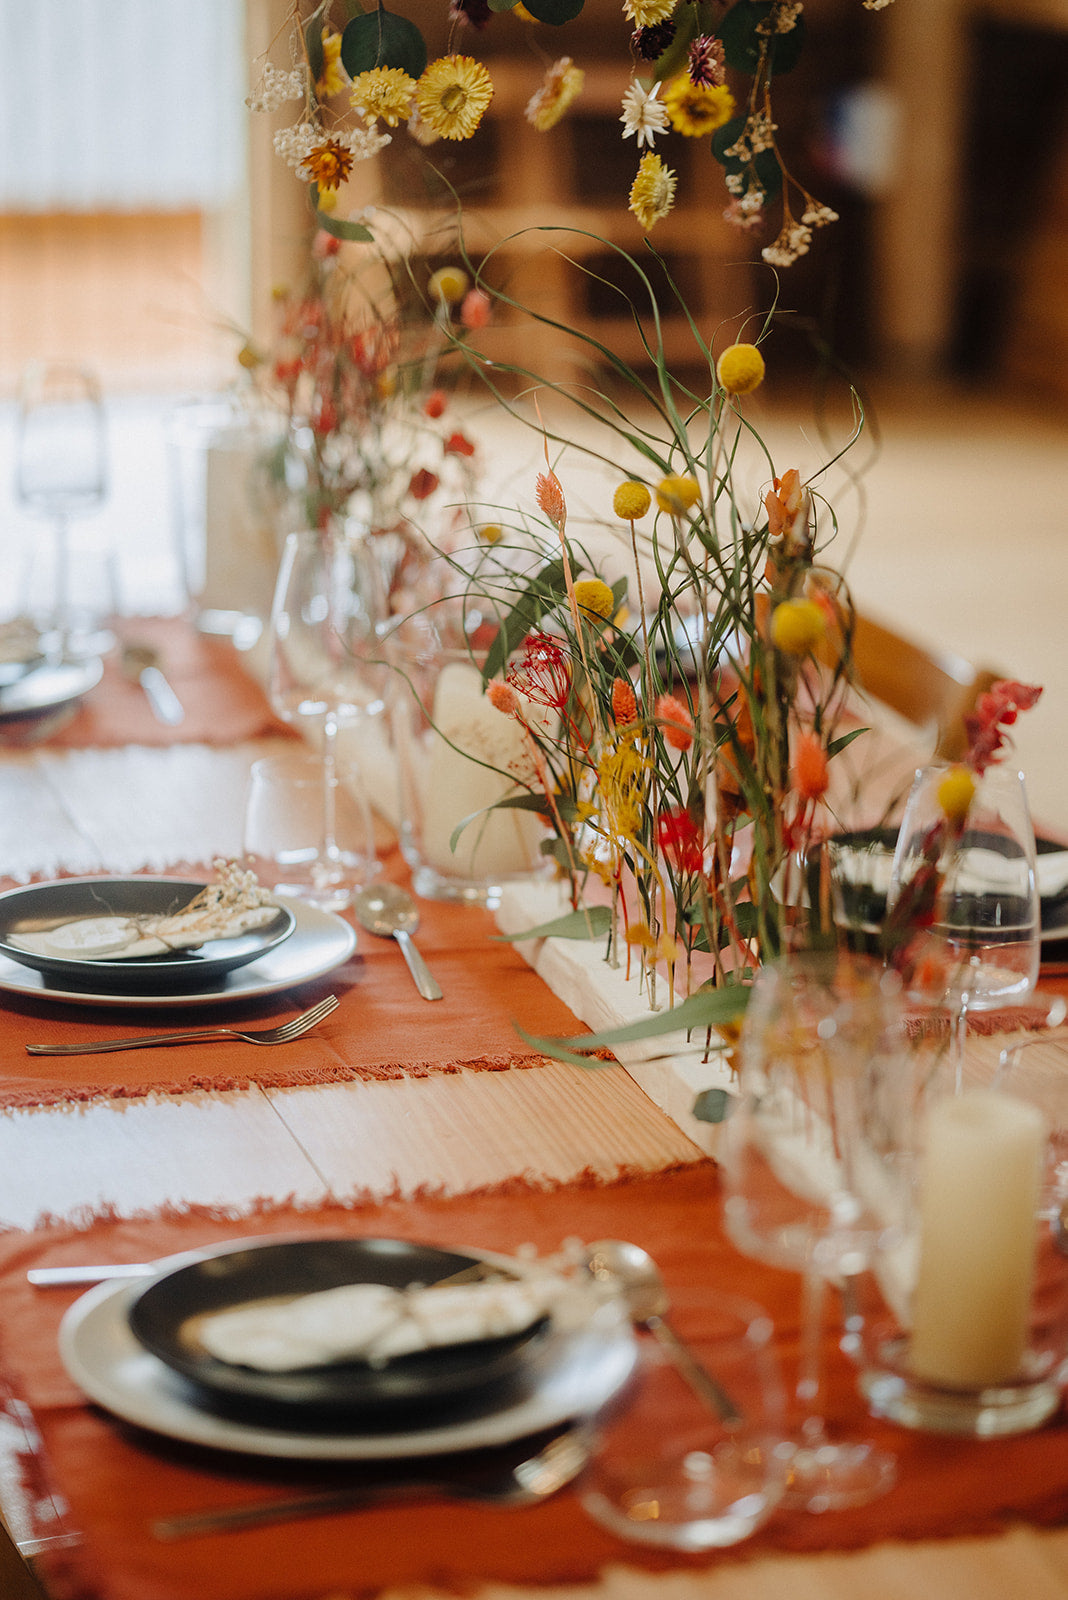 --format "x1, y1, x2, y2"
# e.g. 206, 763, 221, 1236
909, 1089, 1046, 1389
